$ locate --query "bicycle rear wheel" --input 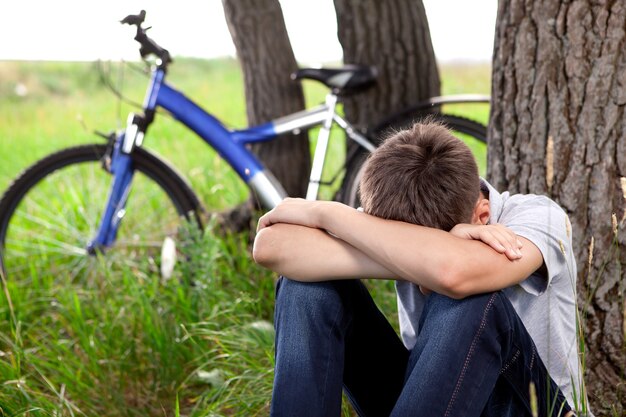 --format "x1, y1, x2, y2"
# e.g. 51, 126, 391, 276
337, 113, 487, 208
0, 144, 202, 279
